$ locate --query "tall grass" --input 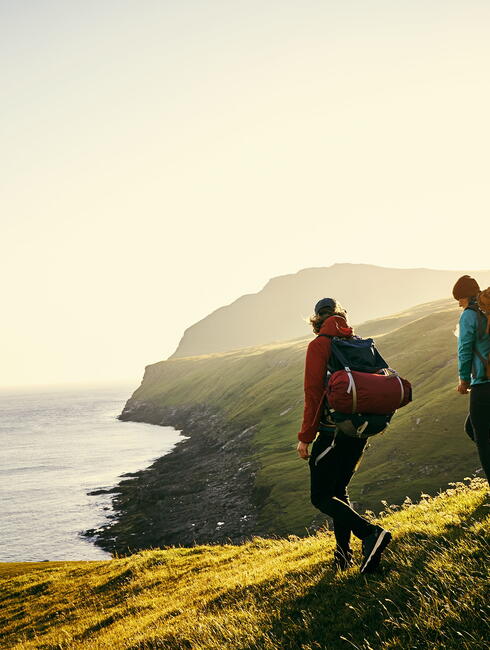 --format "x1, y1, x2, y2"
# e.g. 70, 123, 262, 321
1, 478, 488, 649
